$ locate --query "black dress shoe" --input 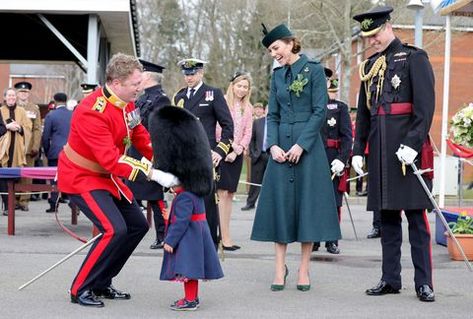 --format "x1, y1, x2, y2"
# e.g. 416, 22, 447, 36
150, 240, 164, 249
222, 245, 238, 251
326, 243, 340, 254
45, 207, 56, 213
2, 210, 8, 216
93, 285, 131, 300
365, 280, 400, 296
417, 285, 435, 302
71, 290, 104, 307
367, 227, 381, 239
241, 204, 255, 211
